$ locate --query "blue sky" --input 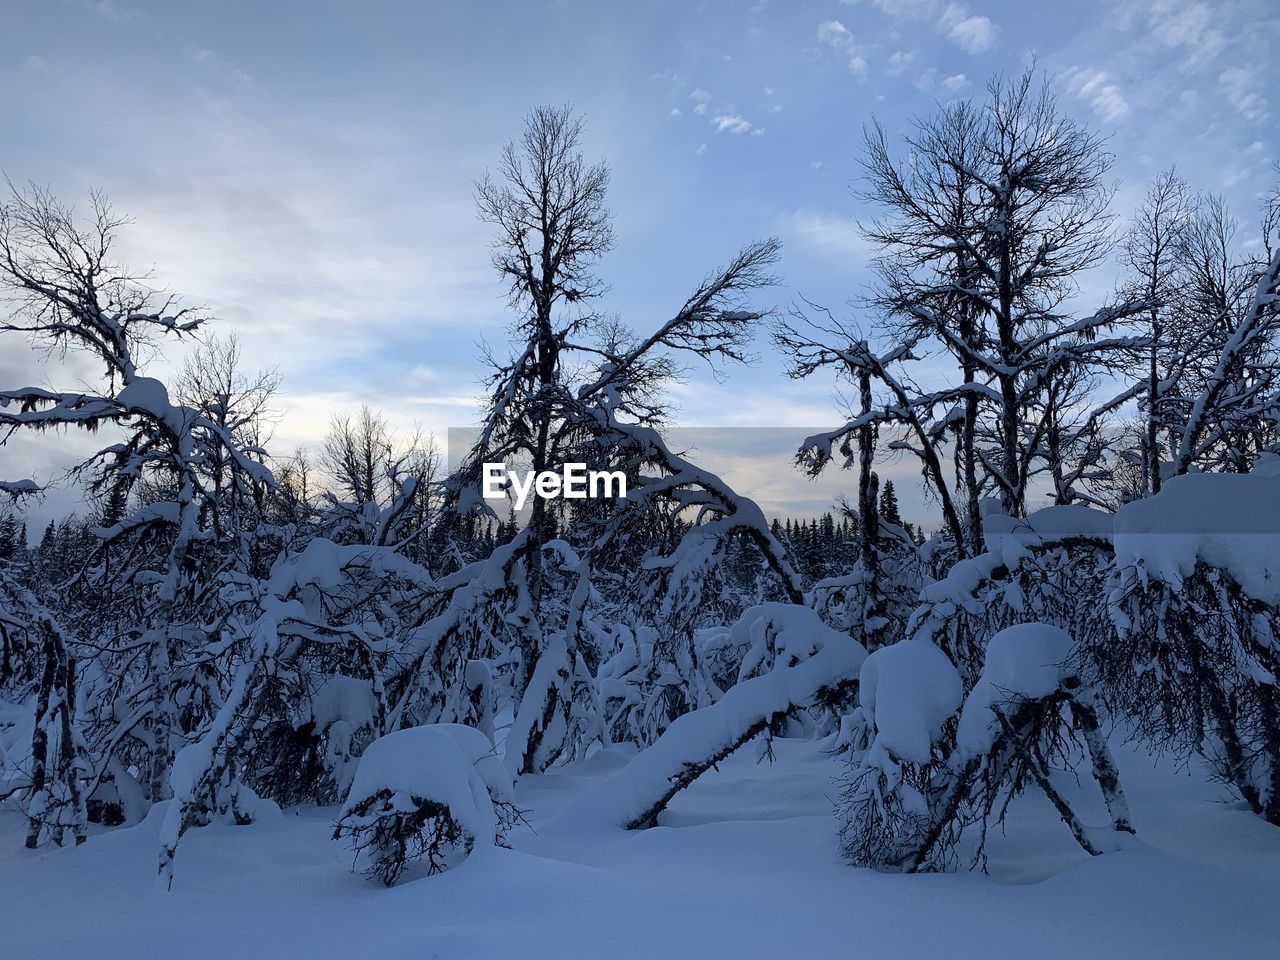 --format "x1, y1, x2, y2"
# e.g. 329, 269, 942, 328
2, 0, 1277, 528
